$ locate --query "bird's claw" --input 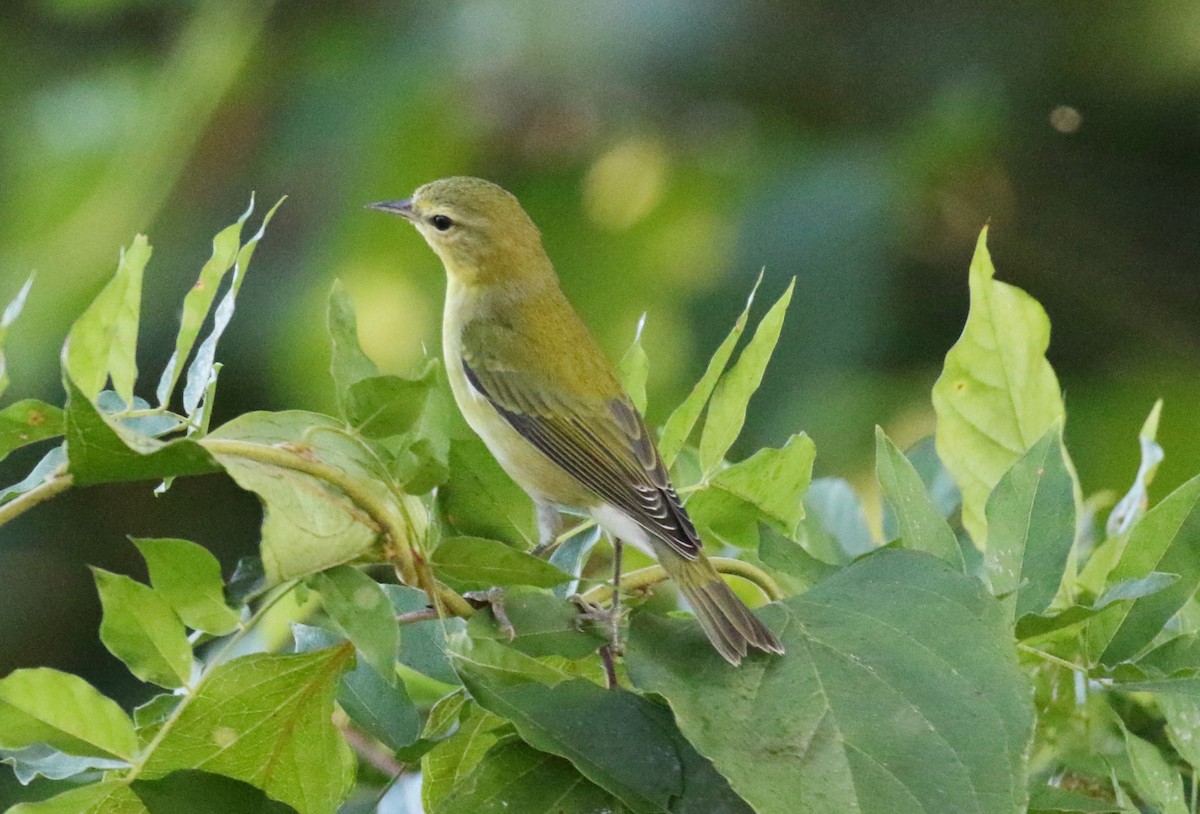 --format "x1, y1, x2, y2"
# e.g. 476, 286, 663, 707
464, 587, 516, 641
